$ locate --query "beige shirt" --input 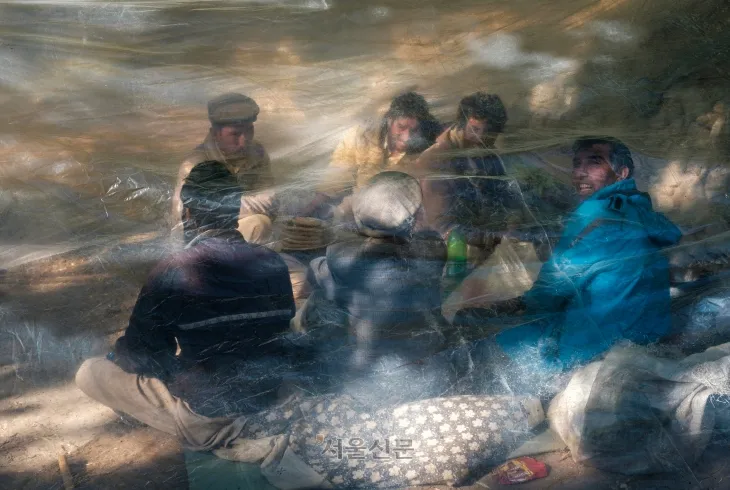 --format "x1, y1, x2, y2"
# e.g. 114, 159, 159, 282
415, 125, 500, 171
171, 131, 275, 227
